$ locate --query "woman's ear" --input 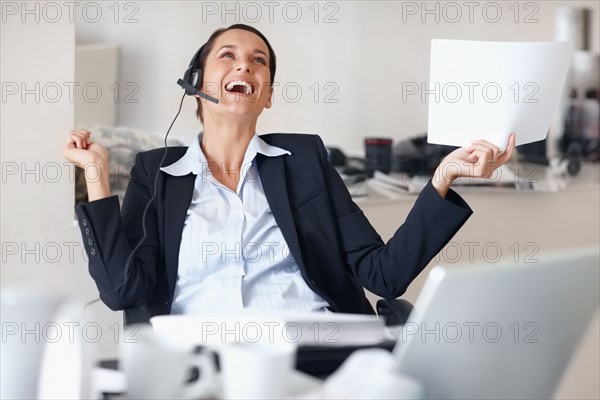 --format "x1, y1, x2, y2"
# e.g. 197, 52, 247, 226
265, 86, 273, 109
